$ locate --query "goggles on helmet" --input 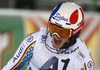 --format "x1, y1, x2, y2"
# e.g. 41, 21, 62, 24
49, 22, 72, 38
